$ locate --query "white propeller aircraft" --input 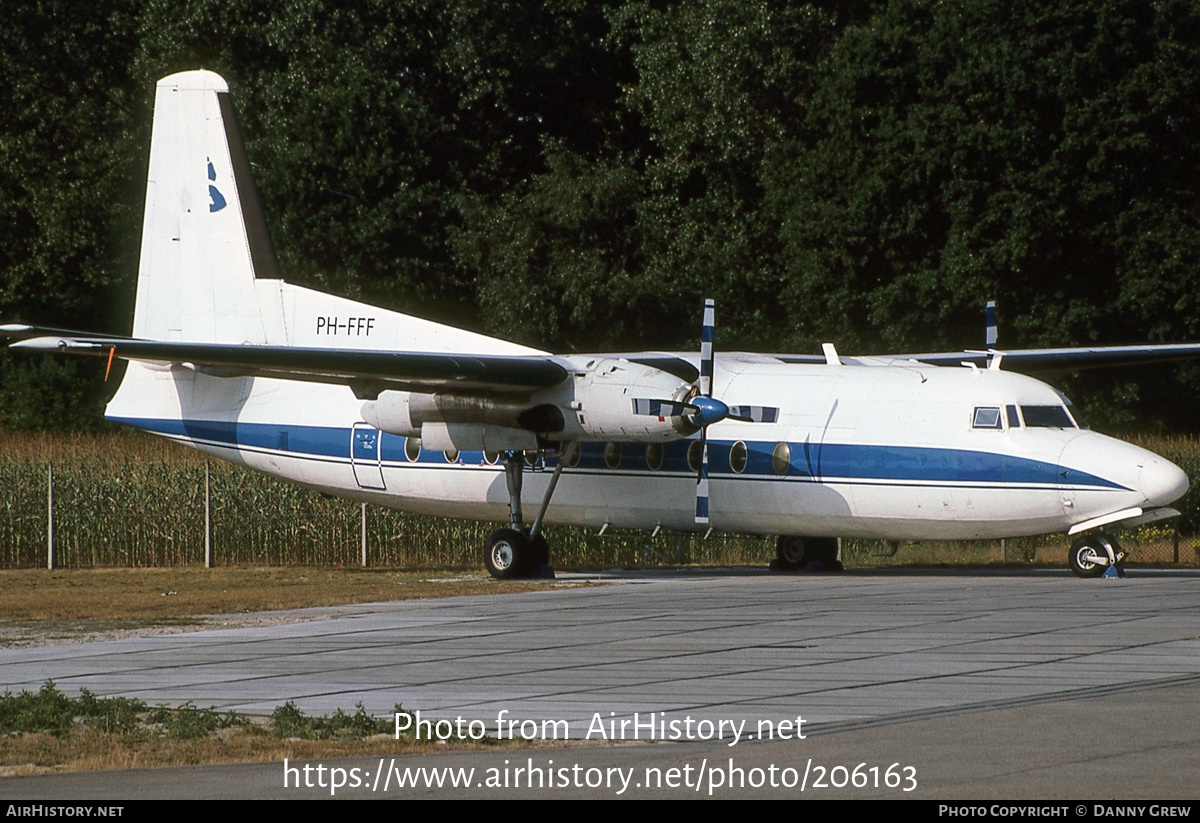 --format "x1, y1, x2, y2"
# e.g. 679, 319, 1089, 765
5, 70, 1196, 579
